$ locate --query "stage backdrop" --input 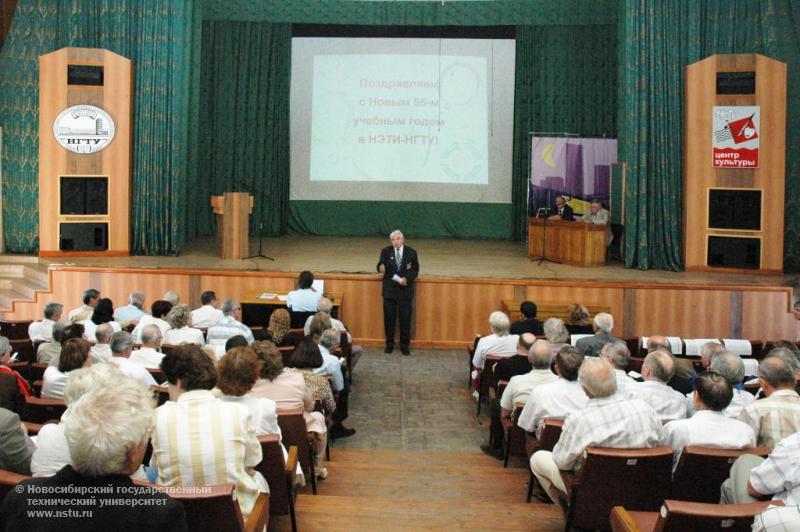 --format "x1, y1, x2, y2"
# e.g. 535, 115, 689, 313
529, 137, 617, 218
